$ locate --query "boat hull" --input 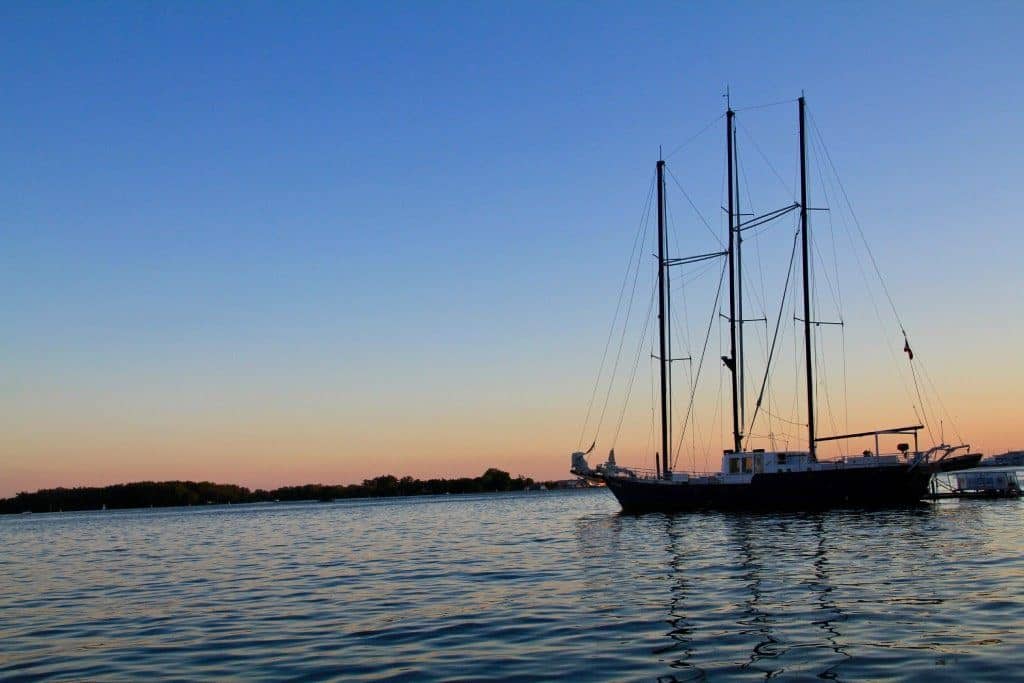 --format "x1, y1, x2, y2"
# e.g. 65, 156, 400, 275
604, 465, 935, 512
936, 453, 983, 473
